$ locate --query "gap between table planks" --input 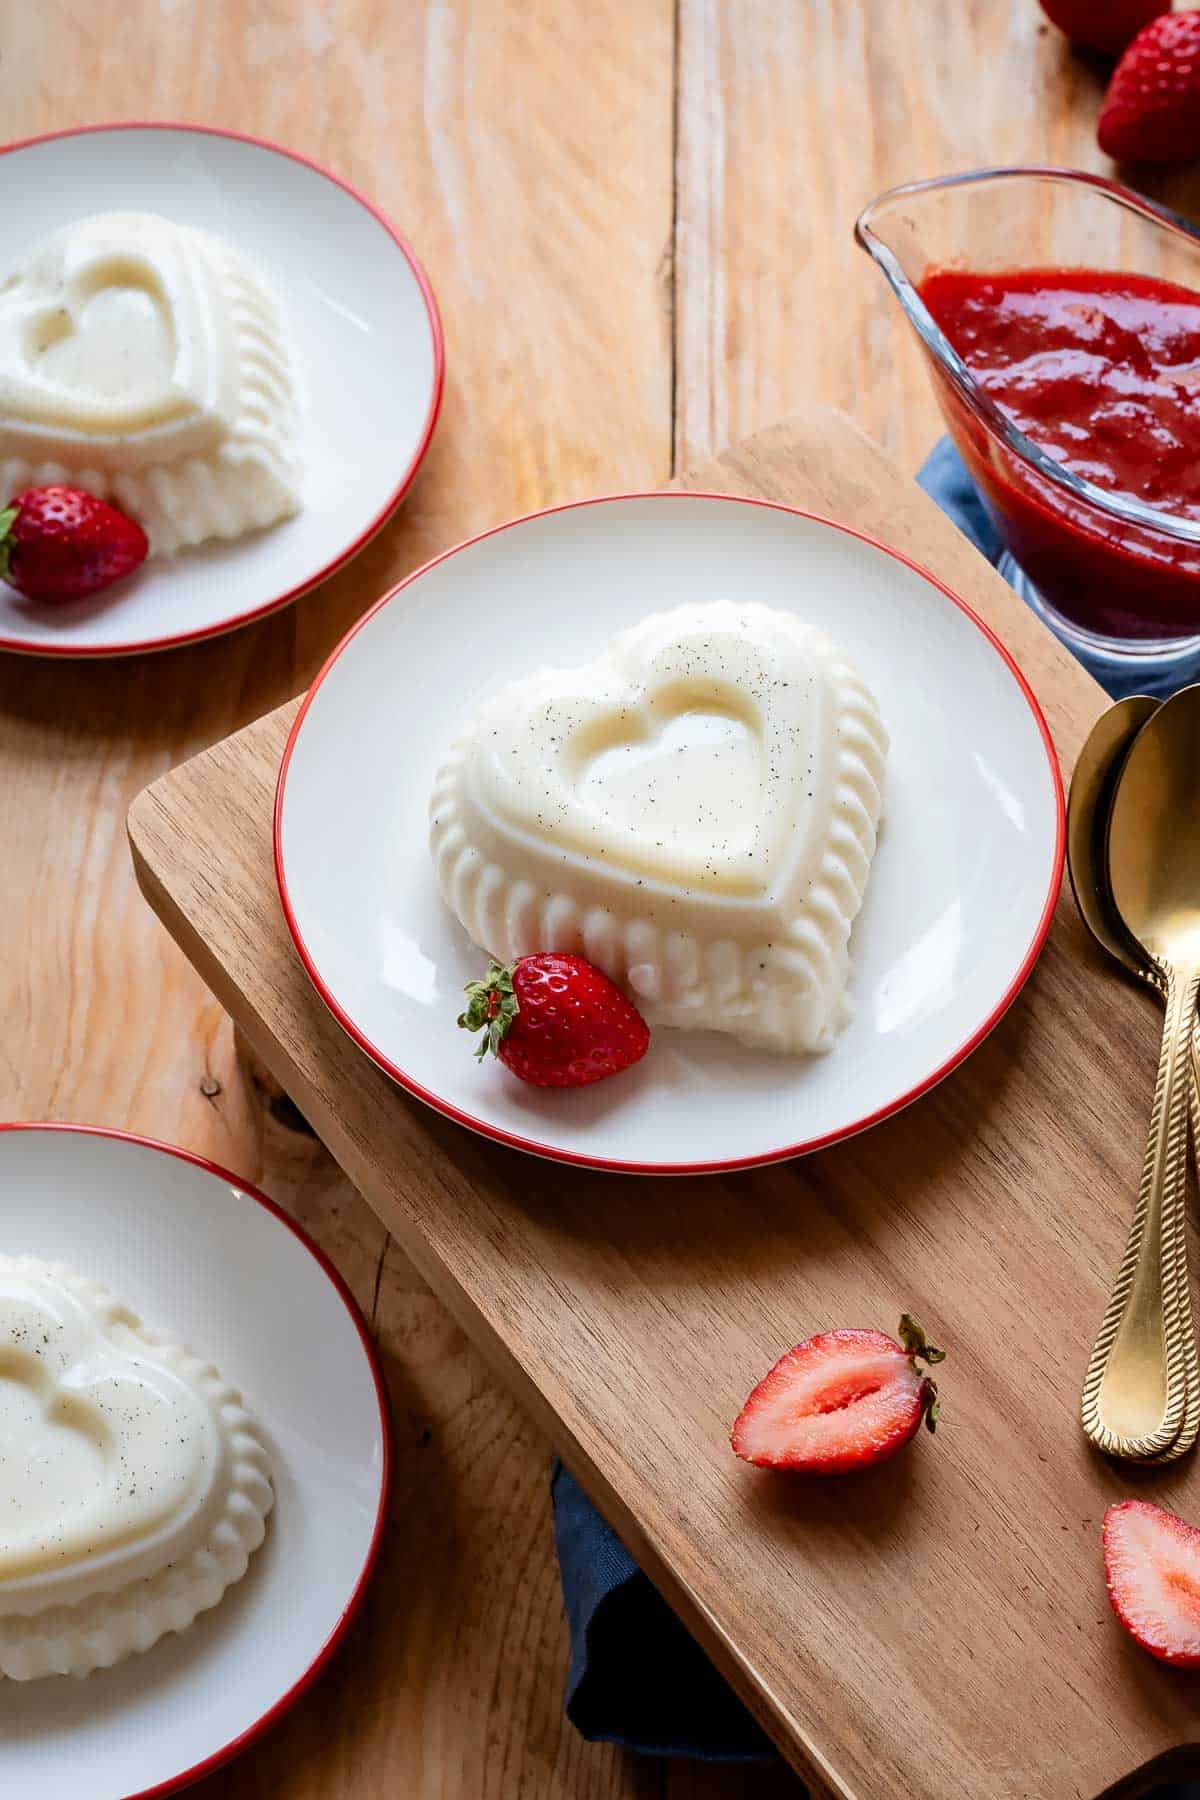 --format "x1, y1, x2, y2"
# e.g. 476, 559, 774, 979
131, 405, 1200, 1800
